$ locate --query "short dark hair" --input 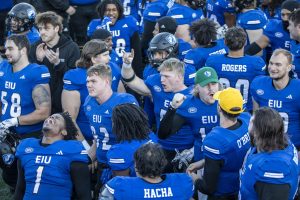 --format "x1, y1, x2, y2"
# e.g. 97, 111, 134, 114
220, 107, 240, 121
112, 104, 150, 142
35, 11, 63, 33
134, 143, 167, 178
6, 34, 30, 55
289, 8, 300, 26
76, 39, 108, 68
60, 112, 78, 140
190, 18, 217, 46
251, 107, 288, 152
96, 0, 124, 20
225, 27, 247, 51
